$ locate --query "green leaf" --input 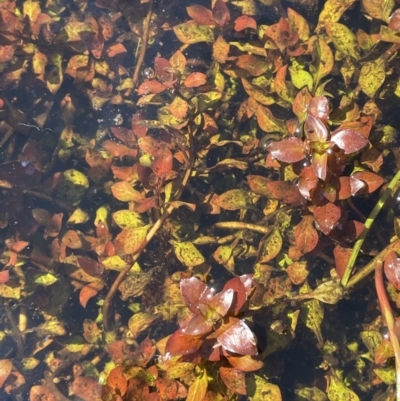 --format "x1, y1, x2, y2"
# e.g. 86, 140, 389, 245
327, 371, 360, 401
112, 210, 145, 229
247, 375, 282, 401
